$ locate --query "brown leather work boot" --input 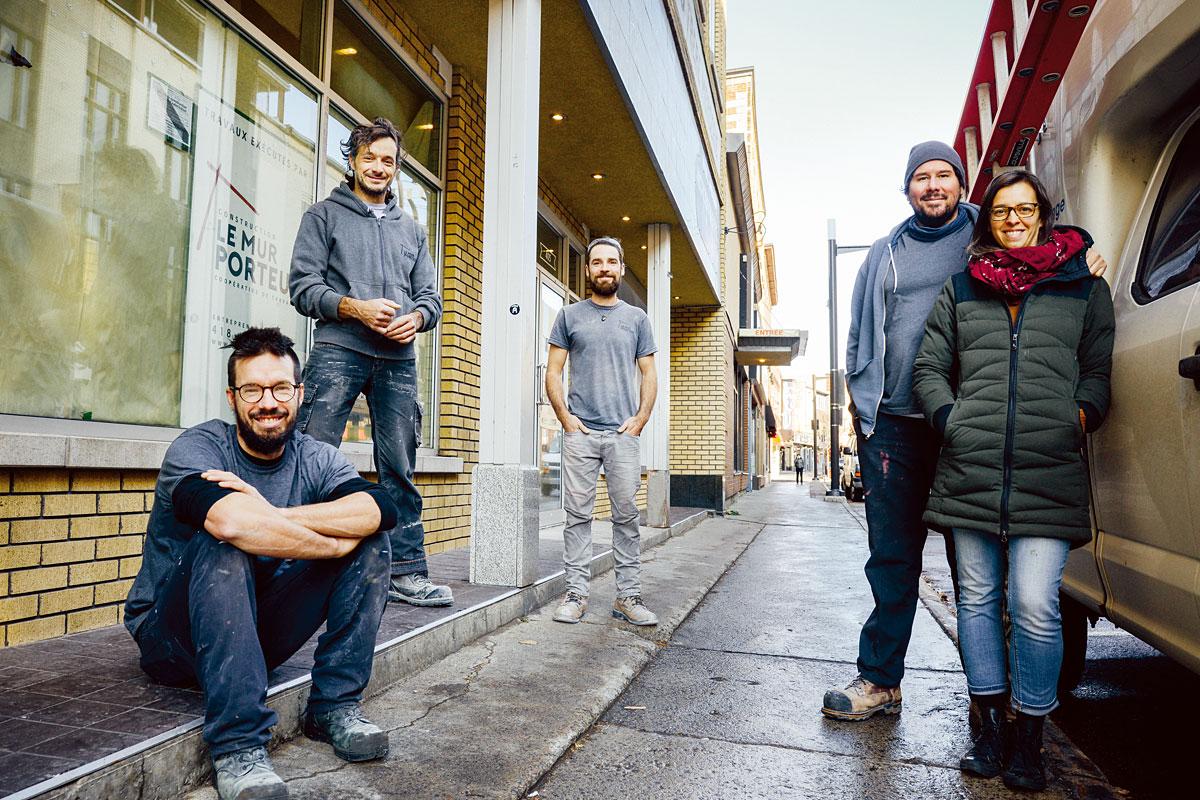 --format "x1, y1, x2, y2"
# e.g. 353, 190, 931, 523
821, 675, 902, 721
